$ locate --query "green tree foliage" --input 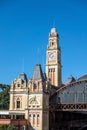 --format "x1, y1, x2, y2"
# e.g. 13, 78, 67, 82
0, 124, 18, 130
0, 124, 5, 130
7, 124, 18, 130
0, 84, 10, 110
